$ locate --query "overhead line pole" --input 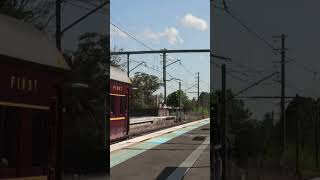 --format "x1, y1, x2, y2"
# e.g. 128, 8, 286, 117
56, 0, 61, 51
112, 49, 231, 61
221, 64, 227, 180
197, 72, 200, 100
281, 34, 287, 156
179, 81, 181, 121
163, 55, 181, 105
296, 95, 301, 177
273, 34, 288, 162
316, 101, 319, 168
55, 1, 62, 180
127, 54, 130, 77
163, 50, 167, 104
